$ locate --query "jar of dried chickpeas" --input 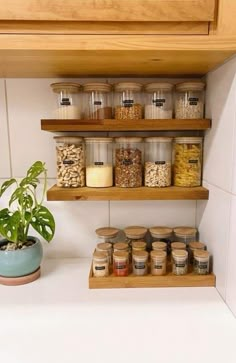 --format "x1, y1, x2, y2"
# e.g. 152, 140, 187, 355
173, 137, 203, 187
